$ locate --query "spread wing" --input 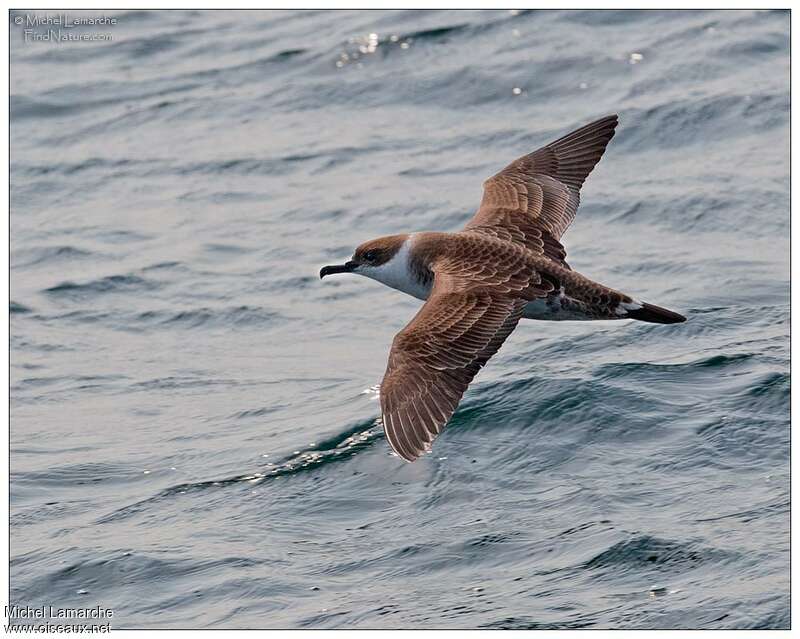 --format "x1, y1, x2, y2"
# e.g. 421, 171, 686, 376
379, 264, 550, 462
464, 114, 618, 267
